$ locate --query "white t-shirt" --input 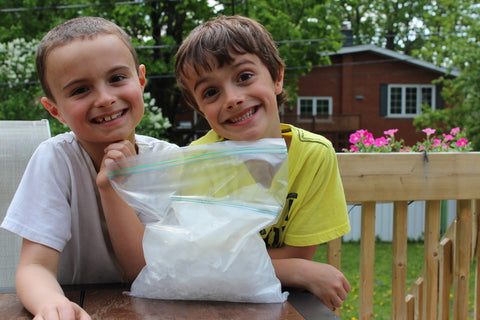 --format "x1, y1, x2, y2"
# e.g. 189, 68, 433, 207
1, 132, 178, 284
